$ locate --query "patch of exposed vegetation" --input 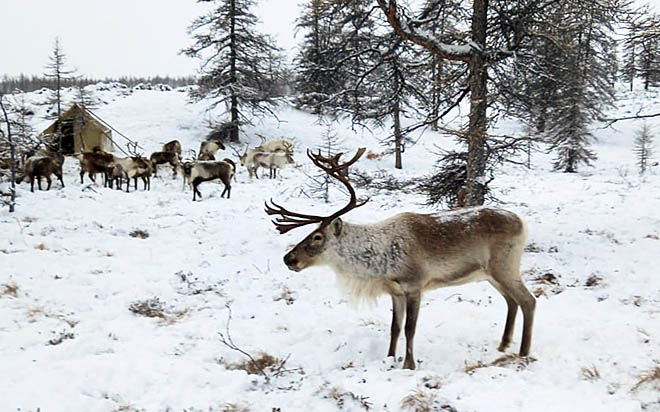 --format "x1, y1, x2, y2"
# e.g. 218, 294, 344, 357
465, 354, 537, 374
1, 281, 19, 297
47, 330, 75, 345
581, 365, 601, 381
221, 403, 251, 412
632, 366, 660, 392
585, 274, 605, 287
128, 297, 187, 323
316, 382, 373, 411
129, 229, 149, 239
527, 269, 565, 297
173, 271, 223, 296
